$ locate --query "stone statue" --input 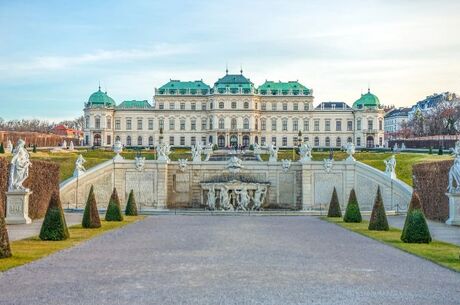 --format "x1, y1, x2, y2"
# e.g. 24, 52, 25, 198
203, 143, 213, 161
69, 141, 75, 151
345, 142, 355, 161
227, 156, 243, 173
73, 154, 86, 177
6, 140, 13, 153
178, 159, 188, 172
191, 143, 203, 162
268, 142, 279, 163
206, 185, 216, 210
299, 142, 312, 163
62, 140, 67, 149
393, 143, 399, 153
253, 143, 263, 162
219, 186, 231, 210
8, 139, 31, 192
235, 187, 250, 211
448, 141, 460, 192
384, 155, 397, 179
252, 184, 267, 211
323, 158, 333, 173
156, 143, 171, 162
135, 155, 145, 171
281, 159, 291, 172
113, 140, 123, 161
401, 143, 406, 151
